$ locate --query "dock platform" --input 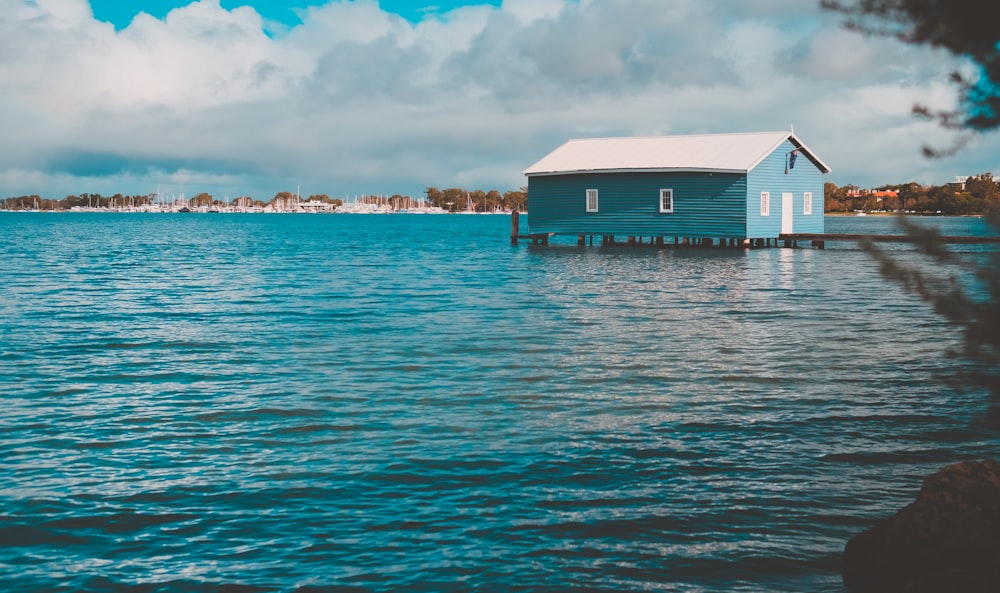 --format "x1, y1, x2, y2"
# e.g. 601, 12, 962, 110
778, 233, 1000, 249
509, 211, 1000, 249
